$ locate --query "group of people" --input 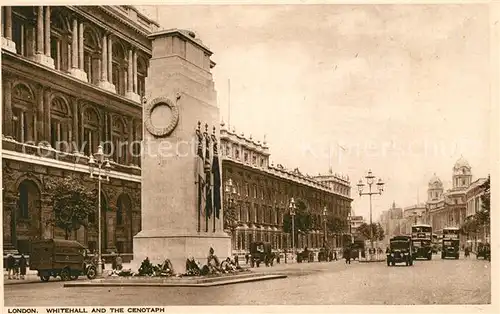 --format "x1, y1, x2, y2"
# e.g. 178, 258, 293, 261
185, 247, 242, 276
5, 254, 28, 280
